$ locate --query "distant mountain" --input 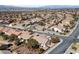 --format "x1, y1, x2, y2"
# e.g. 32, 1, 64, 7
0, 5, 16, 8
0, 5, 79, 11
39, 5, 79, 9
0, 5, 35, 11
